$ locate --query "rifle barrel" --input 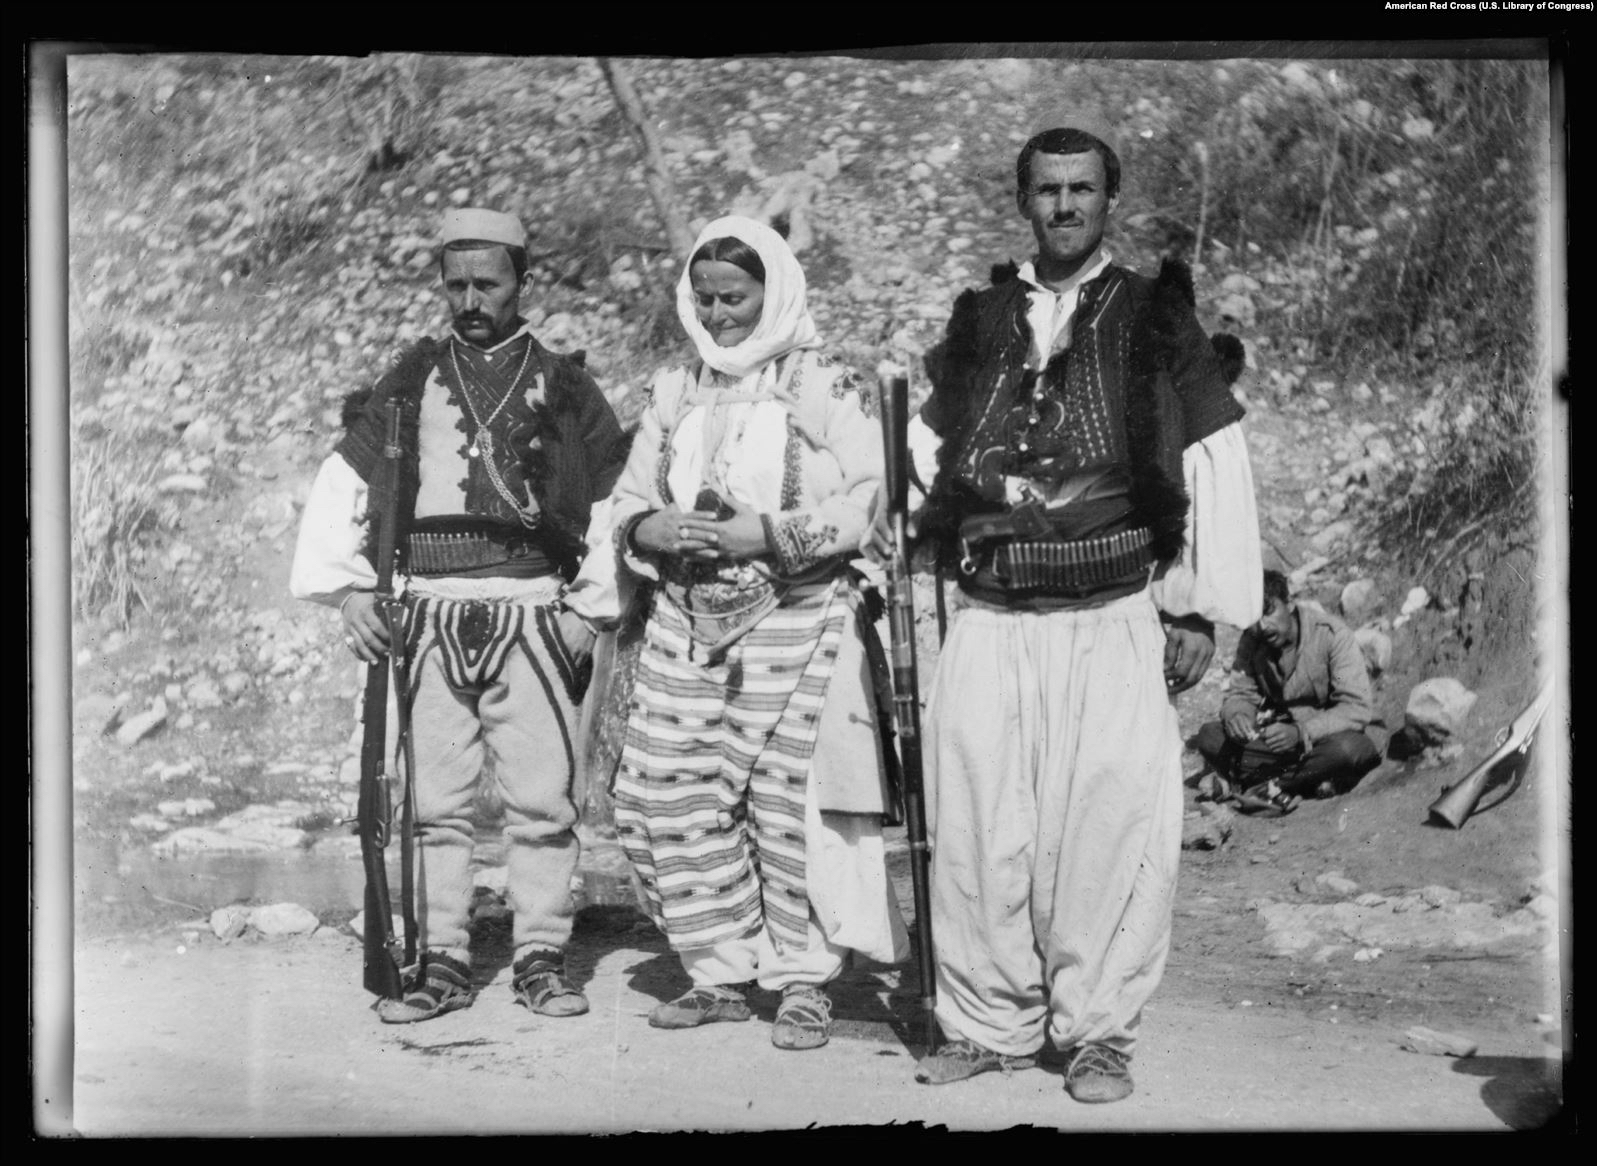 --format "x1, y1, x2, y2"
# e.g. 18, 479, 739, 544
877, 371, 938, 1051
355, 397, 408, 999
